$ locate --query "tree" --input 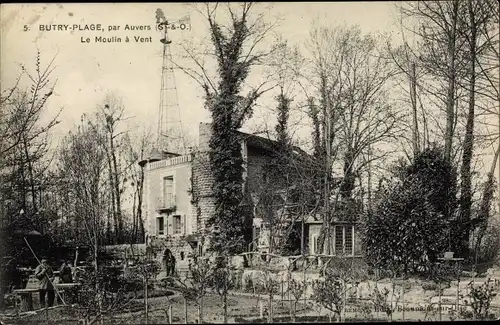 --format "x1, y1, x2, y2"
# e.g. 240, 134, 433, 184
90, 95, 133, 244
210, 254, 236, 324
312, 256, 355, 323
454, 0, 499, 257
364, 146, 458, 274
398, 0, 500, 257
287, 278, 306, 323
0, 52, 61, 242
58, 114, 108, 320
176, 3, 278, 253
400, 1, 466, 163
306, 25, 402, 254
123, 129, 153, 244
